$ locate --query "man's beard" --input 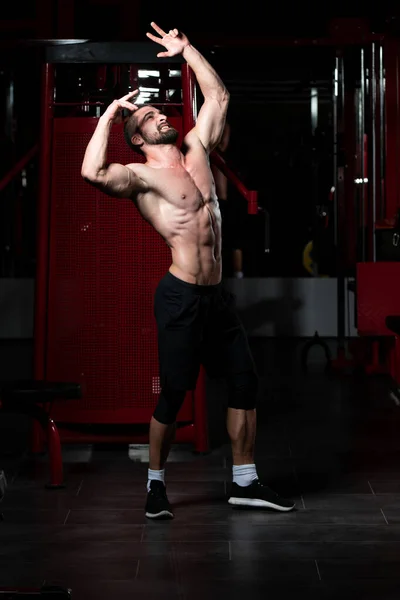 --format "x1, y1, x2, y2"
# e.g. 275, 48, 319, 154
142, 126, 179, 146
